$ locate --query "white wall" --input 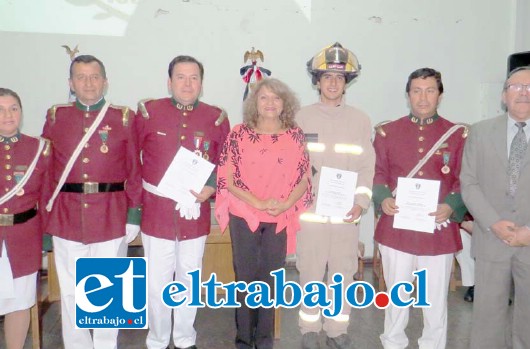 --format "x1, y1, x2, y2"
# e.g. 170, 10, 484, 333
0, 0, 517, 256
514, 0, 530, 52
